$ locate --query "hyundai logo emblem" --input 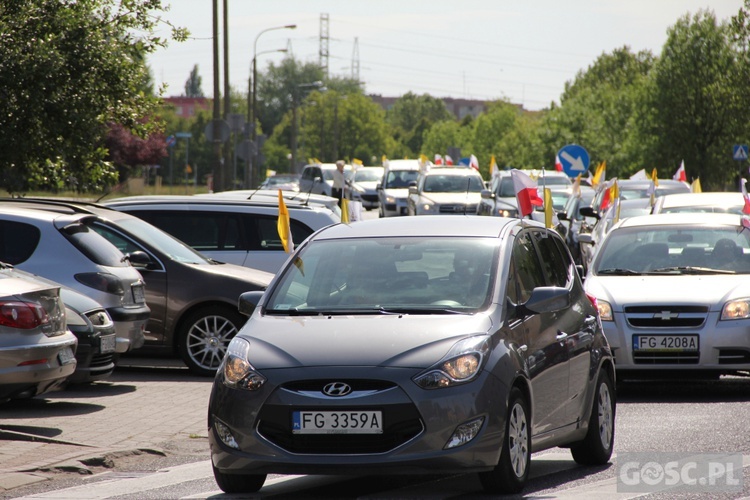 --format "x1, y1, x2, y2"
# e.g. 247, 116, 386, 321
323, 382, 352, 397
